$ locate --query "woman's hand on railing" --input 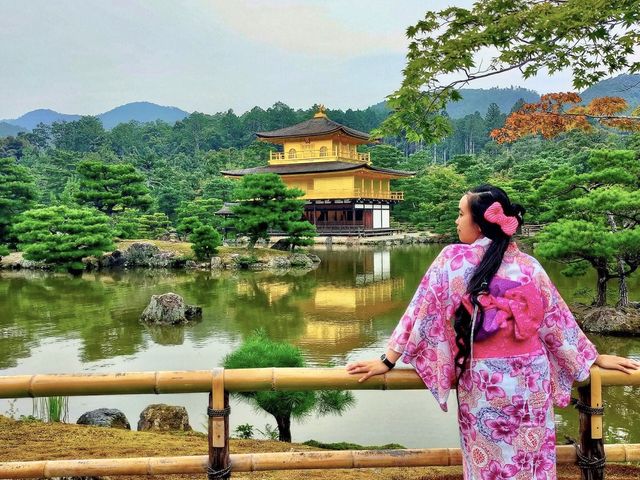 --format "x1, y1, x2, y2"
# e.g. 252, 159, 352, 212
594, 354, 640, 374
345, 359, 390, 383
